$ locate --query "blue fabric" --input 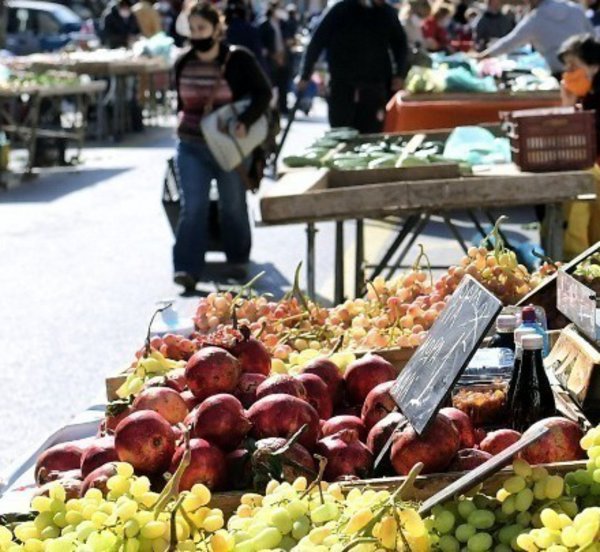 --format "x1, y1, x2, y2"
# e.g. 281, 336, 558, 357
173, 140, 251, 276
